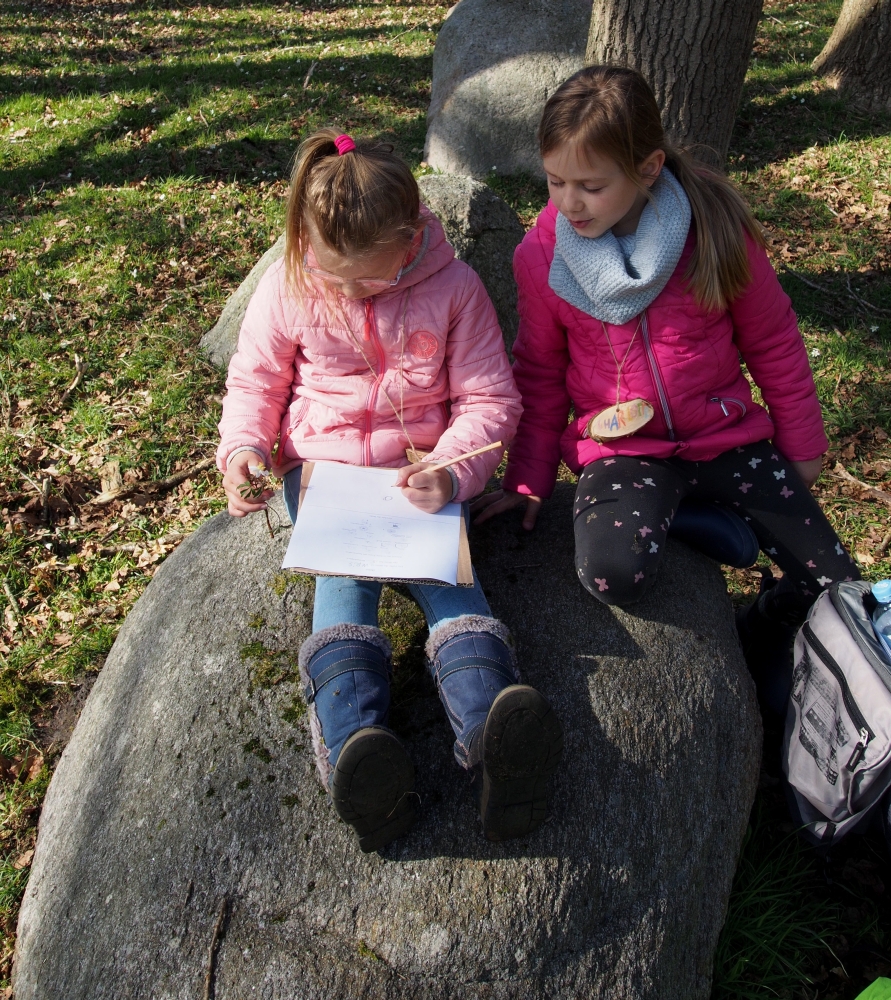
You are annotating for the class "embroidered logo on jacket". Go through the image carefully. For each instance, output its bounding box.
[407,331,438,360]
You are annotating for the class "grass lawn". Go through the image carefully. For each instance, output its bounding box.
[1,0,890,994]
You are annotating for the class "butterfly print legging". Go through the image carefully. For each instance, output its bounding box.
[572,440,859,606]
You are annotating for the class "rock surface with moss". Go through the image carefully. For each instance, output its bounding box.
[14,486,761,999]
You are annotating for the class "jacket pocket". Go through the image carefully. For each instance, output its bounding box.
[710,396,747,418]
[400,328,445,389]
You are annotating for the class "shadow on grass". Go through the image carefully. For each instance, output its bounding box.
[0,50,433,195]
[731,86,891,167]
[777,268,891,440]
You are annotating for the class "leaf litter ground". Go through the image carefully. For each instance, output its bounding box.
[0,0,890,996]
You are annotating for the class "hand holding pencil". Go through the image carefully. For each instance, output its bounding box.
[393,441,504,514]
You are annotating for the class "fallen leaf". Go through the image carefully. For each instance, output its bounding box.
[13,849,34,870]
[25,754,44,782]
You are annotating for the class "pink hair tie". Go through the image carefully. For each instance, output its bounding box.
[334,134,356,155]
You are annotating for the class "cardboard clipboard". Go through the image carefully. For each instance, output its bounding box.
[289,461,474,587]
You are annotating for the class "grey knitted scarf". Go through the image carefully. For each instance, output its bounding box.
[548,167,692,325]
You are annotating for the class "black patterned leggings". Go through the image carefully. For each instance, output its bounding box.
[573,440,859,606]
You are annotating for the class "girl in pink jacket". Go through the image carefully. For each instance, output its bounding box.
[217,129,562,853]
[476,67,859,714]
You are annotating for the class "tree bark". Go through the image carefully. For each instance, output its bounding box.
[813,0,891,112]
[586,0,764,166]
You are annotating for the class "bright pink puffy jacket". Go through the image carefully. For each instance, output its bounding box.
[217,210,522,502]
[503,202,828,500]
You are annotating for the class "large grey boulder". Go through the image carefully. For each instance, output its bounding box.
[15,486,760,999]
[199,184,525,368]
[418,174,525,349]
[199,233,286,368]
[424,0,592,178]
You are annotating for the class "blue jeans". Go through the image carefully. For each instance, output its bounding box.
[283,466,492,632]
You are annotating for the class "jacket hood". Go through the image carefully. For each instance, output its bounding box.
[393,205,456,291]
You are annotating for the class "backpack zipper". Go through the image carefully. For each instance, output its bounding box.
[802,620,874,770]
[641,312,676,442]
[847,728,871,771]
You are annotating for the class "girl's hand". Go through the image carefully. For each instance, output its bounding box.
[791,457,823,490]
[222,452,273,517]
[393,463,454,513]
[471,489,542,531]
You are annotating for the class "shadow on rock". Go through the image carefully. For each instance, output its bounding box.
[14,486,761,1000]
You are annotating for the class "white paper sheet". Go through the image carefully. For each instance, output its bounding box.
[282,462,461,585]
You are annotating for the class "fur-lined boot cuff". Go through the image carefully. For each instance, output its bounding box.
[424,615,516,666]
[298,623,392,675]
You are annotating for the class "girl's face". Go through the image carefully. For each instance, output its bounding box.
[542,144,665,239]
[305,223,410,300]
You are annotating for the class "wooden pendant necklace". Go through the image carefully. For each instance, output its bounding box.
[586,318,655,442]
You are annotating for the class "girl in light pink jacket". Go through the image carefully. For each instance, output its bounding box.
[217,129,563,853]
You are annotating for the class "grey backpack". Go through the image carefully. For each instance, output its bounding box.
[783,581,891,847]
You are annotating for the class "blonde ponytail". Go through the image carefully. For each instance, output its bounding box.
[284,127,420,293]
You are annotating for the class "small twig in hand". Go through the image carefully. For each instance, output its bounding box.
[238,463,278,538]
[59,354,86,407]
[302,60,318,90]
[204,897,229,1000]
[2,581,22,633]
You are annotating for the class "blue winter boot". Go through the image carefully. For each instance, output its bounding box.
[298,624,416,853]
[425,616,564,842]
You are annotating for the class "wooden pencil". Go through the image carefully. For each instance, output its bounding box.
[424,441,504,472]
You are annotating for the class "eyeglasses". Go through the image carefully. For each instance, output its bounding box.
[301,254,405,291]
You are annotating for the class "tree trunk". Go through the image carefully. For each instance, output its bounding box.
[813,0,891,112]
[586,0,764,166]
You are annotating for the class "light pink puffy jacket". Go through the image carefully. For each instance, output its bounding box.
[217,210,522,502]
[504,201,828,499]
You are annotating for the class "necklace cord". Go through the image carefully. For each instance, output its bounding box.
[333,288,419,459]
[600,317,642,408]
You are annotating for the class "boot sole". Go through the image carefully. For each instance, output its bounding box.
[480,685,563,842]
[330,728,416,853]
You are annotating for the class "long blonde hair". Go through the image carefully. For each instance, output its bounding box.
[539,66,765,312]
[285,128,421,292]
